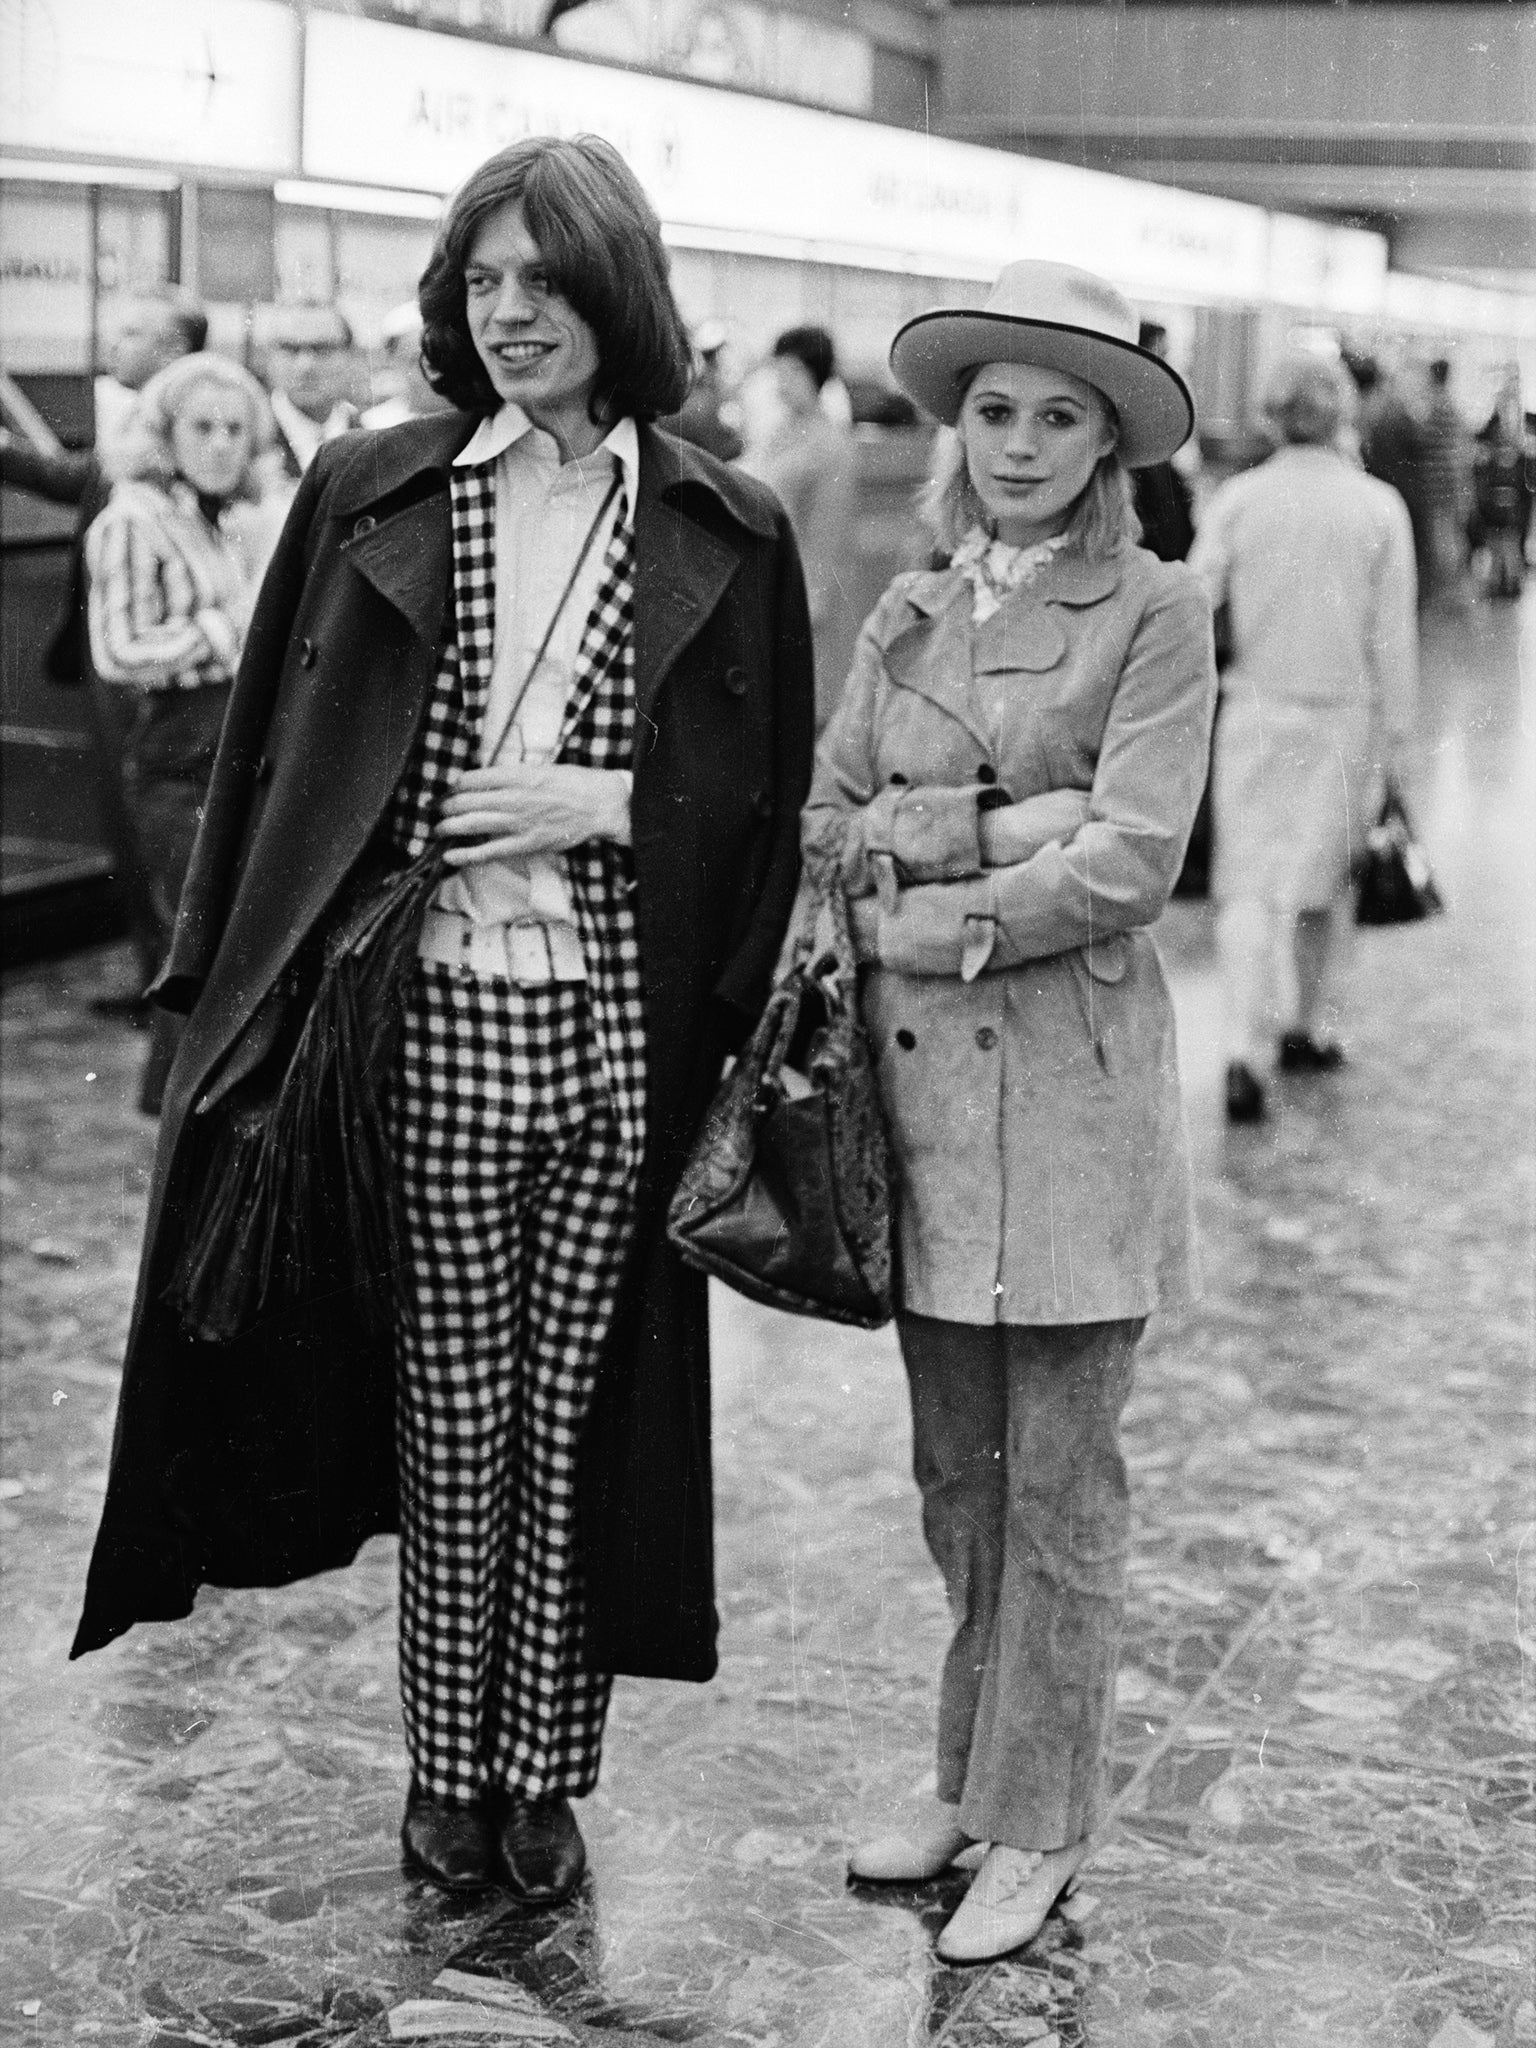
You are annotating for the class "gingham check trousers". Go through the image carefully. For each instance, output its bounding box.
[383,456,646,1803]
[388,968,636,1801]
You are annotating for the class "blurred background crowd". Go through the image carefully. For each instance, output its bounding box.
[3,278,1529,1028]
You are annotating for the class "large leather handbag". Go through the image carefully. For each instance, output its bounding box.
[1355,783,1445,926]
[667,873,895,1328]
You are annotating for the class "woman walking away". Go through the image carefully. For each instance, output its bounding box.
[85,351,276,1112]
[1190,354,1417,1125]
[70,137,814,1905]
[806,261,1216,1964]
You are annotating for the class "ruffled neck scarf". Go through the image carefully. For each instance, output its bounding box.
[951,524,1071,623]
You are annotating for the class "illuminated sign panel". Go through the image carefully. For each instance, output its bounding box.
[302,12,1273,298]
[0,184,93,372]
[0,0,300,174]
[1266,213,1388,317]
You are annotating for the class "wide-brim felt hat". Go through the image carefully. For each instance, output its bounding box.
[889,260,1195,468]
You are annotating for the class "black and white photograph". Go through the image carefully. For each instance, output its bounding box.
[0,1,1531,2042]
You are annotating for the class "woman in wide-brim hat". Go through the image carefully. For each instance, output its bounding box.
[802,261,1217,1963]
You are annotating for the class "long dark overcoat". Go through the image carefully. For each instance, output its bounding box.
[71,412,815,1679]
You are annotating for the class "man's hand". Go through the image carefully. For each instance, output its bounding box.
[437,763,630,867]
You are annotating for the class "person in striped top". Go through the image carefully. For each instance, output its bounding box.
[85,351,277,1111]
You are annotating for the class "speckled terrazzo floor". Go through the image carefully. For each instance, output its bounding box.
[2,596,1532,2048]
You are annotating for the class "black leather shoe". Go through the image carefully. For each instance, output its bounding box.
[401,1784,496,1892]
[489,1791,586,1905]
[1225,1060,1267,1124]
[1278,1031,1346,1073]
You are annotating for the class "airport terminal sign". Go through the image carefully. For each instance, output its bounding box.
[302,12,1273,300]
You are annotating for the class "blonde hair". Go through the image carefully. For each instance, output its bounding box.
[919,373,1141,561]
[114,351,276,496]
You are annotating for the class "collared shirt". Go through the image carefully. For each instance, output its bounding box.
[270,391,356,474]
[425,404,638,984]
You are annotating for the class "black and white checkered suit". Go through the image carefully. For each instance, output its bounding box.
[385,458,645,1802]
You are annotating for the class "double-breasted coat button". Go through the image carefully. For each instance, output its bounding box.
[297,637,316,667]
[723,664,748,697]
[895,1028,917,1050]
[254,755,273,785]
[975,1025,998,1050]
[751,789,773,819]
[977,764,997,784]
[351,514,377,537]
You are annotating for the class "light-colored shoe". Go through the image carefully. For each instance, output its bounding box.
[935,1840,1088,1963]
[847,1800,972,1882]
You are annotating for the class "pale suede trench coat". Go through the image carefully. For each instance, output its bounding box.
[805,544,1217,1325]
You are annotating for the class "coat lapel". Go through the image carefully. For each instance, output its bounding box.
[332,411,476,647]
[342,494,453,648]
[632,427,763,743]
[1029,550,1123,609]
[880,549,1127,748]
[970,552,1124,676]
[335,421,763,726]
[971,602,1067,674]
[881,574,994,752]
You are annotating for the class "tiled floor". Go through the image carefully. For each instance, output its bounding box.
[2,597,1532,2047]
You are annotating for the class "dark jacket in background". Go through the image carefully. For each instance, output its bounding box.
[1360,390,1429,574]
[1132,461,1195,564]
[661,368,743,464]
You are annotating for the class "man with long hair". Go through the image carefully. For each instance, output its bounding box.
[72,137,815,1905]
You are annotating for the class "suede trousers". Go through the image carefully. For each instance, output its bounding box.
[898,1313,1144,1852]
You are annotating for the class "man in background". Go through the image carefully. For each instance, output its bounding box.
[738,325,859,729]
[1130,321,1196,563]
[661,318,742,462]
[0,291,207,501]
[1348,354,1429,599]
[256,302,360,475]
[1420,356,1473,610]
[95,296,210,473]
[359,302,453,430]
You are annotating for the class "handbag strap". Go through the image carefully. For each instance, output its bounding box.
[479,471,622,770]
[789,856,856,982]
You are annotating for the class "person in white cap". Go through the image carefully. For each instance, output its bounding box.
[803,260,1217,1964]
[360,301,453,430]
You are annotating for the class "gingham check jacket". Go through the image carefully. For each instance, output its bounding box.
[389,459,648,1177]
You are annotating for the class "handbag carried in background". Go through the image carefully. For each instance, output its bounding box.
[1354,784,1445,927]
[666,871,894,1328]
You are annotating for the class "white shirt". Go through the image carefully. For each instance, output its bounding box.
[93,376,141,479]
[270,390,356,473]
[425,404,638,984]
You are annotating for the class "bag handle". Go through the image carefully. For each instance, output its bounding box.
[789,855,856,983]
